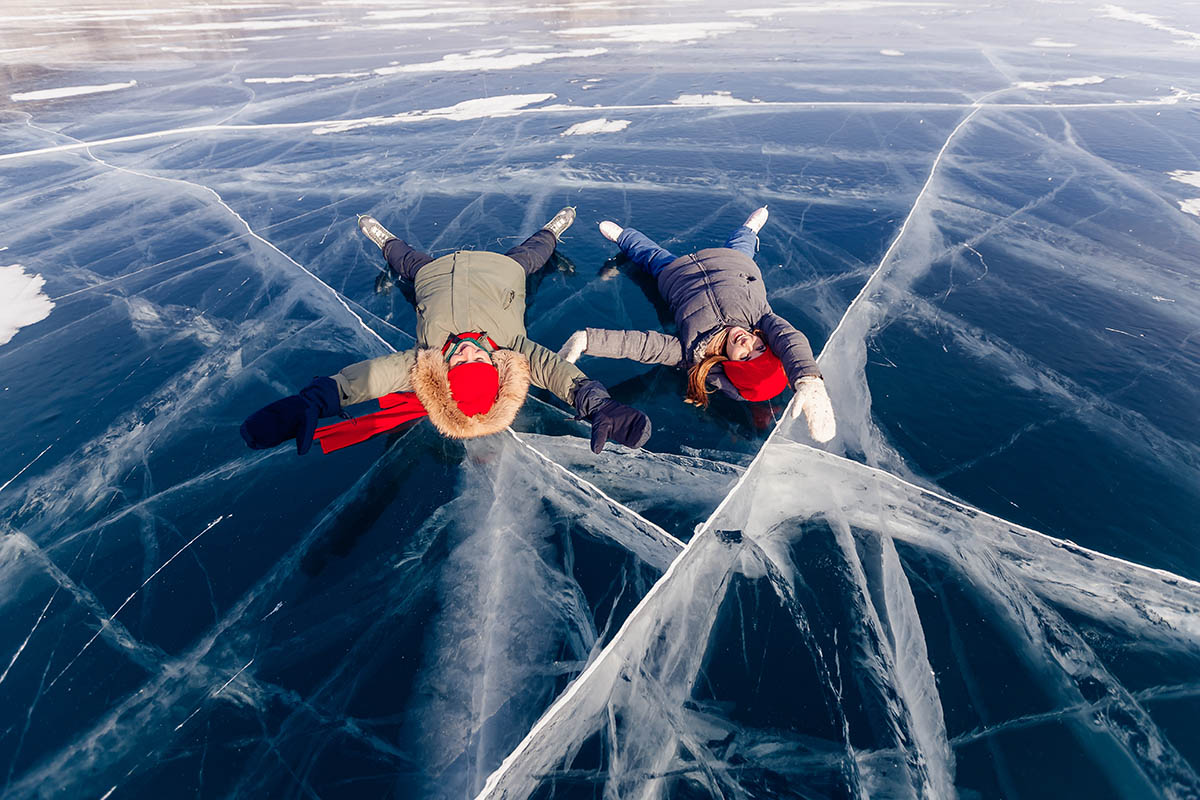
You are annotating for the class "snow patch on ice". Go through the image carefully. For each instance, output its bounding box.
[245,46,582,83]
[880,49,905,56]
[159,46,249,53]
[11,81,136,102]
[0,265,54,346]
[365,7,479,19]
[1100,4,1200,46]
[729,2,947,18]
[556,153,576,160]
[560,118,630,136]
[313,93,555,134]
[1157,88,1200,104]
[1168,170,1200,189]
[149,18,330,32]
[374,47,606,74]
[1179,199,1200,217]
[1030,37,1077,48]
[0,4,281,23]
[367,21,487,31]
[245,71,369,84]
[557,22,754,43]
[1013,75,1105,91]
[671,90,752,106]
[0,46,49,57]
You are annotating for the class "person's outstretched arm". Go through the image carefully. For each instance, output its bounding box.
[755,314,821,382]
[755,314,836,443]
[239,350,418,455]
[513,336,652,453]
[330,350,418,406]
[557,328,684,366]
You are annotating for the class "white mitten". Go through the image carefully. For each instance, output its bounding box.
[558,330,588,363]
[791,376,836,443]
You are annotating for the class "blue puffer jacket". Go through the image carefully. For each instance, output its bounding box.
[582,248,821,400]
[658,248,820,381]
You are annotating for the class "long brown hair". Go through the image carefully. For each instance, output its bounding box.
[685,328,731,408]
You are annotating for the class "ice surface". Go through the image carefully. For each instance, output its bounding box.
[1,0,1198,797]
[482,442,1200,798]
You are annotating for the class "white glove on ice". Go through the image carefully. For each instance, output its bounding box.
[791,376,836,443]
[558,330,588,363]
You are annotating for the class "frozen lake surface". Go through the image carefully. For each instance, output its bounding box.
[2,0,1199,797]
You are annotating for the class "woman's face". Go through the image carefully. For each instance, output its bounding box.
[447,340,493,368]
[725,326,766,361]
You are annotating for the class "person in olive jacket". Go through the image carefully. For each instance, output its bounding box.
[558,207,836,443]
[240,208,651,455]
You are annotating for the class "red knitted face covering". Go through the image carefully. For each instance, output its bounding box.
[721,348,787,401]
[447,361,500,416]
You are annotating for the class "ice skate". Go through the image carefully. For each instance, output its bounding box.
[358,214,396,252]
[541,206,576,240]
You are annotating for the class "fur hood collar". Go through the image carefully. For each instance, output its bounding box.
[410,348,531,438]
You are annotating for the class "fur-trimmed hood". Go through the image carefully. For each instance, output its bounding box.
[410,348,531,438]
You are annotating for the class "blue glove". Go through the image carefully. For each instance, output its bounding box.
[240,377,341,455]
[572,379,651,454]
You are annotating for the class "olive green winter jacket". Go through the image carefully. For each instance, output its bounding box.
[331,250,588,407]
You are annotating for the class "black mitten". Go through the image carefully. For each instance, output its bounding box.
[572,379,651,454]
[587,398,652,454]
[240,377,341,455]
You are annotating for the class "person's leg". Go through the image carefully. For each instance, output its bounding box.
[723,225,758,257]
[503,229,557,276]
[616,227,678,277]
[724,206,768,256]
[383,238,435,282]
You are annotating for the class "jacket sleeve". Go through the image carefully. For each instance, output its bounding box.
[331,349,417,406]
[512,336,588,407]
[707,367,745,401]
[756,313,822,383]
[583,328,685,366]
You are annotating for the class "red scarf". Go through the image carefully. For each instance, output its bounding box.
[312,392,428,454]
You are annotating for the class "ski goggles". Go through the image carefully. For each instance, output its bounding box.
[442,332,499,363]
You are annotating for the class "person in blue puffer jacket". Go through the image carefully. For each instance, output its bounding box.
[558,207,836,442]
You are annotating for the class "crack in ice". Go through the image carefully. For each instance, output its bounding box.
[47,516,228,691]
